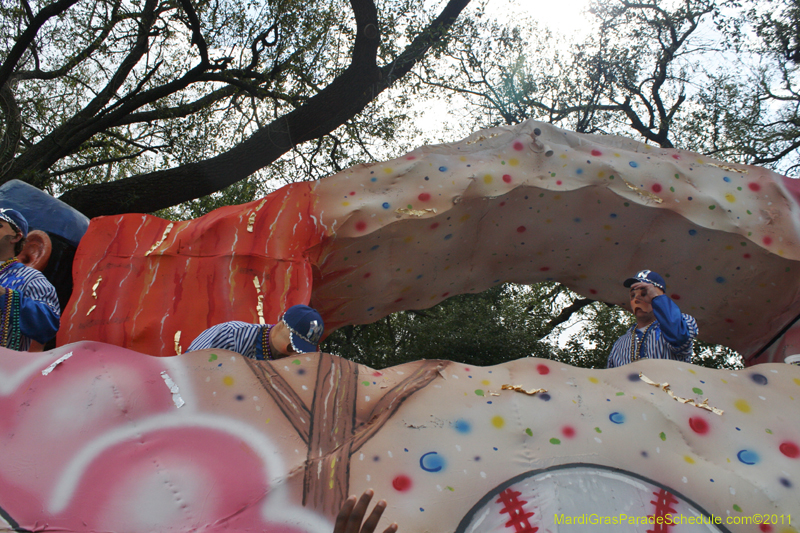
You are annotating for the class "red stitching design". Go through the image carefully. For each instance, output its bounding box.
[496,488,538,533]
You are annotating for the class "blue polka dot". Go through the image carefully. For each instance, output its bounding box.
[716,276,725,283]
[370,177,377,182]
[780,477,792,488]
[576,168,583,174]
[609,412,625,424]
[574,218,581,223]
[610,213,618,218]
[723,176,731,182]
[629,161,639,168]
[420,452,446,472]
[688,196,693,201]
[539,393,551,401]
[367,307,375,312]
[416,274,423,279]
[444,234,453,240]
[370,245,380,251]
[627,373,640,382]
[439,166,448,172]
[382,202,390,209]
[750,373,768,385]
[688,229,697,236]
[737,449,759,465]
[493,447,498,451]
[454,419,472,433]
[236,394,245,401]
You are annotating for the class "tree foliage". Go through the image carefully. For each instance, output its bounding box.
[0,0,472,217]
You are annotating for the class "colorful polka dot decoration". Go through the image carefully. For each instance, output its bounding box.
[62,119,800,364]
[4,344,797,532]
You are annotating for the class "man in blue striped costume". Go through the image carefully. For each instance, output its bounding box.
[606,270,698,368]
[0,208,60,351]
[186,304,324,360]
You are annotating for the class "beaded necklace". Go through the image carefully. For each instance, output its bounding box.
[629,321,656,363]
[0,257,18,275]
[261,325,274,360]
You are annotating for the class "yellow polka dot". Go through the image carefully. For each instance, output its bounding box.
[553,195,561,200]
[481,379,490,386]
[793,378,800,386]
[508,158,519,167]
[725,245,733,250]
[598,171,606,178]
[721,379,728,384]
[265,418,271,424]
[688,369,696,374]
[483,174,493,184]
[460,156,467,161]
[460,214,471,222]
[342,201,350,206]
[579,274,587,279]
[401,286,411,293]
[696,158,704,164]
[734,399,751,413]
[546,219,553,224]
[560,154,568,159]
[403,236,413,243]
[725,193,736,203]
[406,268,413,273]
[588,377,599,384]
[383,167,394,174]
[684,455,695,464]
[491,415,505,429]
[603,225,612,230]
[779,527,798,533]
[444,265,451,270]
[223,376,234,386]
[614,153,621,157]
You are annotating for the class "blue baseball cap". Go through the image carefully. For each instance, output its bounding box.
[0,208,28,237]
[282,305,324,353]
[623,270,666,291]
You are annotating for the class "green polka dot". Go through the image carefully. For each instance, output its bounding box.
[362,381,370,386]
[474,389,484,396]
[616,392,624,396]
[594,427,602,433]
[525,428,533,436]
[733,504,742,512]
[709,205,716,210]
[446,486,454,491]
[692,387,703,395]
[660,432,667,441]
[209,353,218,362]
[550,438,561,445]
[292,359,301,365]
[696,266,702,270]
[623,202,630,207]
[670,187,675,192]
[766,428,773,434]
[674,174,680,179]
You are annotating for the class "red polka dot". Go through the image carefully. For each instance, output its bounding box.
[779,441,800,458]
[763,236,773,246]
[406,155,416,160]
[724,318,734,324]
[516,226,526,233]
[513,141,524,151]
[349,191,356,196]
[393,297,403,303]
[536,364,550,375]
[502,174,512,183]
[363,273,371,278]
[672,154,681,159]
[591,150,602,157]
[748,182,761,192]
[589,289,597,294]
[464,367,470,372]
[442,292,450,297]
[499,202,506,207]
[430,222,439,230]
[651,183,662,193]
[392,475,412,492]
[418,192,431,201]
[759,524,773,532]
[671,294,681,300]
[355,221,367,231]
[743,253,751,259]
[562,426,575,438]
[689,417,709,435]
[539,267,550,272]
[556,180,563,185]
[372,371,383,377]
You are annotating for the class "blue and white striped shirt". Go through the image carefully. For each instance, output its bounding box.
[607,296,698,368]
[0,262,60,350]
[186,321,270,360]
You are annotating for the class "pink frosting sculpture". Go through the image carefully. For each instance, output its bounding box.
[59,119,800,364]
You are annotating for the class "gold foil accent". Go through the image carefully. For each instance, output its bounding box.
[86,304,96,316]
[254,277,265,325]
[464,133,501,145]
[92,276,102,299]
[708,162,748,174]
[395,207,437,217]
[145,222,174,256]
[247,198,268,232]
[620,178,664,204]
[501,384,548,396]
[174,331,182,355]
[639,373,723,415]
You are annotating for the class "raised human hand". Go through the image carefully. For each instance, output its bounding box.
[333,490,398,533]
